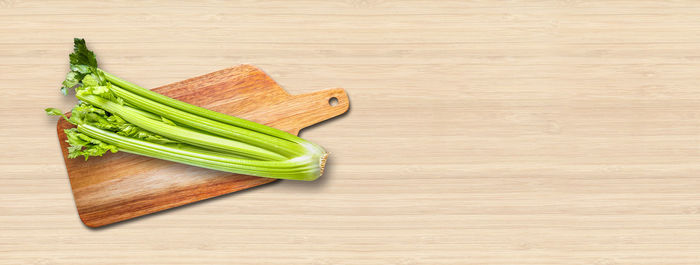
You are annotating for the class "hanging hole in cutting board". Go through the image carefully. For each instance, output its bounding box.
[328,97,339,106]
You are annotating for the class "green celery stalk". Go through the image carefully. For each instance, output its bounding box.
[102,71,321,148]
[108,84,308,158]
[77,94,287,161]
[78,124,324,180]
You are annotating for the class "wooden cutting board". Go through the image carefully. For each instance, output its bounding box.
[55,65,349,228]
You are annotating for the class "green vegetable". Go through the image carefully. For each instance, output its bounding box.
[47,38,327,181]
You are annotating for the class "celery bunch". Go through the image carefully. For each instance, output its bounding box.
[47,39,327,181]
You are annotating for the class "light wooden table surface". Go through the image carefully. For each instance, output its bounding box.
[3,1,700,264]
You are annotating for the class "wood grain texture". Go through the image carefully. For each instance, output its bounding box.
[56,65,348,227]
[4,0,700,264]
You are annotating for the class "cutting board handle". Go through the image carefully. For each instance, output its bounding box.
[295,88,349,129]
[265,88,349,135]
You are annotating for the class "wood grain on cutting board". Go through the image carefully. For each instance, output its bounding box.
[4,1,700,264]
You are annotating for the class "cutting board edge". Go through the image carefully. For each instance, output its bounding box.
[75,176,279,228]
